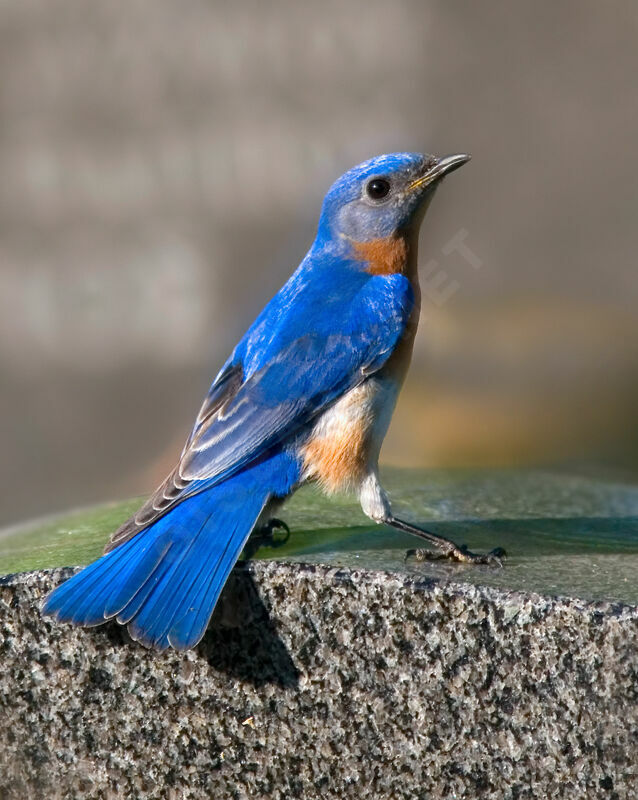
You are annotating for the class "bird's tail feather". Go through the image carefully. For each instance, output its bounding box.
[41,479,270,651]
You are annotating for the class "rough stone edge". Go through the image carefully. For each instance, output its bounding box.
[4,560,638,624]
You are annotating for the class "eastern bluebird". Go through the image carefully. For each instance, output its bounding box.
[42,152,504,651]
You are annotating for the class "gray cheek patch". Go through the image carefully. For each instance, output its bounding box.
[337,198,403,242]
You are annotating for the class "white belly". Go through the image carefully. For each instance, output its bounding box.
[300,377,399,493]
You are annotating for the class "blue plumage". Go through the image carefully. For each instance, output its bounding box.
[42,151,473,649]
[43,451,299,650]
[181,270,413,482]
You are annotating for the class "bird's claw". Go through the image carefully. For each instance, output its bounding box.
[405,545,506,568]
[256,518,291,548]
[243,518,291,560]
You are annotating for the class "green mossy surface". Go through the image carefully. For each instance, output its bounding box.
[2,468,637,603]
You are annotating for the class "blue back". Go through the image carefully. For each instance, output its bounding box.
[41,152,441,650]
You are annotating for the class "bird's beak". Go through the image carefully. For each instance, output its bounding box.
[409,153,471,192]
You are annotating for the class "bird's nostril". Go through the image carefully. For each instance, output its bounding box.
[423,156,438,173]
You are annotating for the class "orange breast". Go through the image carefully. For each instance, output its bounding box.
[303,233,421,492]
[351,235,409,276]
[302,426,368,493]
[350,231,421,384]
[301,383,378,493]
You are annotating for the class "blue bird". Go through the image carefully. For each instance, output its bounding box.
[42,151,504,651]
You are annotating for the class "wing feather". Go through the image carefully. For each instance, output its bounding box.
[106,273,413,552]
[106,361,243,551]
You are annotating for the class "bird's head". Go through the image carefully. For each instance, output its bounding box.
[317,152,470,247]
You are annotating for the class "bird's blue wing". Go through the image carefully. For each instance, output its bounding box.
[180,273,414,481]
[182,359,244,454]
[105,358,245,551]
[106,272,413,550]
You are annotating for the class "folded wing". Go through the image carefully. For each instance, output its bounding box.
[107,273,413,550]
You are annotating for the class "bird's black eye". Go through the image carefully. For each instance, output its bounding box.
[366,178,391,200]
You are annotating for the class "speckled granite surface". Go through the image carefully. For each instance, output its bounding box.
[1,563,637,799]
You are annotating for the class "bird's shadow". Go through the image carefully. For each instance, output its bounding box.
[194,563,299,689]
[94,562,299,688]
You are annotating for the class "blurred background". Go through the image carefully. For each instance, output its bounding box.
[1,0,637,526]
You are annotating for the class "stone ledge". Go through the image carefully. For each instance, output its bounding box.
[1,563,636,799]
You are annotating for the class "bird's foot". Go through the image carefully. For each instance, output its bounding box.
[257,518,291,548]
[243,518,291,559]
[405,544,506,567]
[384,514,506,568]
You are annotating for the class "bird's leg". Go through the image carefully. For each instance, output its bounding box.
[359,473,505,566]
[385,515,506,566]
[243,518,291,559]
